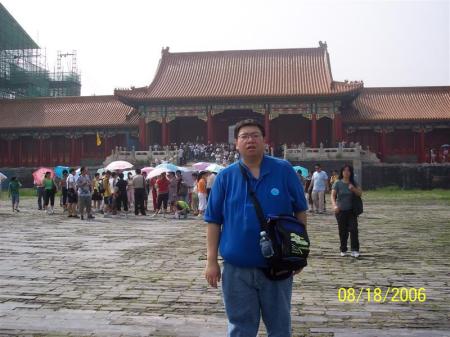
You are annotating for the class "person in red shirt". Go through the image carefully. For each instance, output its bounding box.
[153,172,170,217]
[149,176,158,211]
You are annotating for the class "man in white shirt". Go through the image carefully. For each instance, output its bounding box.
[311,163,328,214]
[66,168,78,218]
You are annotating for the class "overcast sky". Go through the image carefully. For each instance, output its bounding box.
[2,0,449,96]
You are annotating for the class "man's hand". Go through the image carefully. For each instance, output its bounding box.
[334,206,340,214]
[205,261,221,288]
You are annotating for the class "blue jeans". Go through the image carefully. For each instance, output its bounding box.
[222,262,293,337]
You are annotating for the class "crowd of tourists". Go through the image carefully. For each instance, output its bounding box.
[25,166,221,221]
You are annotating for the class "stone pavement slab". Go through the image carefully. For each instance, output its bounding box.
[0,195,449,336]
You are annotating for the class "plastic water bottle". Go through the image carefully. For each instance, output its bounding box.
[260,231,274,258]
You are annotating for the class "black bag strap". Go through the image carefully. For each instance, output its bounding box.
[238,163,268,232]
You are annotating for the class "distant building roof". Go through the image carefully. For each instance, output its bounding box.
[0,3,39,50]
[346,86,450,123]
[0,95,137,130]
[115,44,363,104]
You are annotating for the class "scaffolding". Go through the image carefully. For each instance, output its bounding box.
[49,50,81,97]
[0,3,80,98]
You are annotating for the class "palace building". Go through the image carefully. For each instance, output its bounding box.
[1,44,449,167]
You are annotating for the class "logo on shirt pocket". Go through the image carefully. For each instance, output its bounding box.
[270,188,280,196]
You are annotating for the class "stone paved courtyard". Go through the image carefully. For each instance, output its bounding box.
[0,194,449,337]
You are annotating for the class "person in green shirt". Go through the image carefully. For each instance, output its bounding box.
[43,171,57,215]
[8,177,21,212]
[174,199,190,219]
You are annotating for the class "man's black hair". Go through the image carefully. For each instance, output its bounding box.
[234,119,265,139]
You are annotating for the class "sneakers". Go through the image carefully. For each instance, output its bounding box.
[351,251,360,258]
[340,251,347,257]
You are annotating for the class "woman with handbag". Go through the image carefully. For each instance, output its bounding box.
[331,164,363,258]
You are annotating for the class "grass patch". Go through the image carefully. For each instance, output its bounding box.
[365,186,450,202]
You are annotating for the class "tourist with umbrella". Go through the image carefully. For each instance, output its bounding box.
[33,167,54,211]
[153,171,170,217]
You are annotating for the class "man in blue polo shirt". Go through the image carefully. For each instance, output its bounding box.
[205,119,308,337]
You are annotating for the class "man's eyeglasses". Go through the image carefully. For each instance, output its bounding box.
[238,133,262,141]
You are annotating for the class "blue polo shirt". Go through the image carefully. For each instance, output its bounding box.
[204,155,308,268]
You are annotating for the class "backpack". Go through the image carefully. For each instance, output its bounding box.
[239,164,310,281]
[263,215,310,280]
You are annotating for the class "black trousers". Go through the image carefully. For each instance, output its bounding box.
[37,187,45,209]
[134,188,146,215]
[44,190,55,207]
[336,210,359,252]
[116,192,128,212]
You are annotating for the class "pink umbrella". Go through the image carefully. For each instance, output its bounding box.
[192,162,214,171]
[105,160,133,171]
[141,167,154,175]
[32,167,55,185]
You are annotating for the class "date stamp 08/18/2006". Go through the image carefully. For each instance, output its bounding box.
[338,287,427,303]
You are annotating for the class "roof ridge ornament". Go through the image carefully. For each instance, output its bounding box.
[162,46,170,56]
[319,41,327,49]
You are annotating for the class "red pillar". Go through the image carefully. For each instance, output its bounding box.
[7,139,12,166]
[167,122,171,145]
[161,116,168,146]
[207,111,213,144]
[16,138,22,166]
[378,130,387,162]
[418,129,426,163]
[71,138,76,166]
[311,113,317,148]
[264,110,271,145]
[48,138,53,166]
[333,113,343,145]
[80,136,84,164]
[39,138,43,166]
[139,117,146,150]
[103,135,109,159]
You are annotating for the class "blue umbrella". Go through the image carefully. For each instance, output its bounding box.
[54,166,70,178]
[155,163,179,172]
[293,165,308,178]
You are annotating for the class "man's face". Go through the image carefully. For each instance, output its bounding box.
[315,166,321,172]
[235,126,265,159]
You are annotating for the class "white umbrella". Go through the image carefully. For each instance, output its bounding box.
[146,167,170,180]
[206,163,225,173]
[105,160,133,171]
[0,172,7,182]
